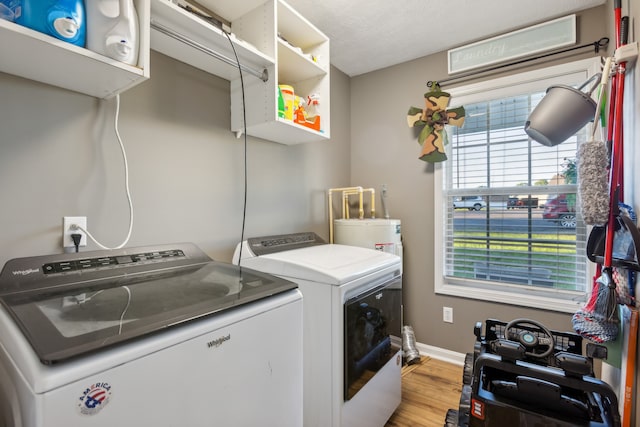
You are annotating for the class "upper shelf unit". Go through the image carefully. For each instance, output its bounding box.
[0,0,150,99]
[231,0,330,144]
[149,0,330,145]
[276,0,329,80]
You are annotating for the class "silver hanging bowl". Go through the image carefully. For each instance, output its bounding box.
[524,73,601,147]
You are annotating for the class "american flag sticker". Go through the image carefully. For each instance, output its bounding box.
[77,382,112,416]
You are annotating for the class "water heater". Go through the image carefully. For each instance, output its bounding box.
[333,218,402,258]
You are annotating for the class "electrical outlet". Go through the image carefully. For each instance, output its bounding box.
[63,216,87,248]
[443,306,453,323]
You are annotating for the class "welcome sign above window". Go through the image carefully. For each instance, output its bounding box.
[448,15,576,75]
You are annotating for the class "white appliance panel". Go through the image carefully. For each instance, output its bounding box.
[342,353,402,427]
[235,235,402,427]
[1,288,302,427]
[237,243,401,285]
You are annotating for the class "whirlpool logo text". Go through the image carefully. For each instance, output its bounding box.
[12,268,39,276]
[207,334,231,349]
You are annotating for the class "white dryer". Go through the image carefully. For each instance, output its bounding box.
[0,243,302,427]
[234,232,403,427]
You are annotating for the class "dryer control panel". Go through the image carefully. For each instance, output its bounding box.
[246,232,326,256]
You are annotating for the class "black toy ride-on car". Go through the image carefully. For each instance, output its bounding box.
[444,318,621,427]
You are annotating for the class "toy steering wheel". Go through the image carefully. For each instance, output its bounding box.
[505,318,555,359]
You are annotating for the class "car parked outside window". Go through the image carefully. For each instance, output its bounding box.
[453,196,486,211]
[542,194,576,228]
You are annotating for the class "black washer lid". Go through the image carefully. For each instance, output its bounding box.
[0,243,297,364]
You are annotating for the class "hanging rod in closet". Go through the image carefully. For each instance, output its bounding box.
[437,37,609,87]
[150,20,270,82]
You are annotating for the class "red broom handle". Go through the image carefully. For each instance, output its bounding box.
[607,0,621,155]
[615,1,622,49]
[604,69,624,268]
[618,16,629,198]
[603,0,625,268]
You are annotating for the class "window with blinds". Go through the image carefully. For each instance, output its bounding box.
[434,58,599,312]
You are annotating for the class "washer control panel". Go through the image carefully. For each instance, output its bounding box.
[43,249,185,274]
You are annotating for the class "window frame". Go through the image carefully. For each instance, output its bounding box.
[433,57,601,313]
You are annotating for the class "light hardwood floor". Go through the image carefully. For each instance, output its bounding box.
[385,356,464,427]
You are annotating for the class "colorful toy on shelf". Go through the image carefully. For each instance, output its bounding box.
[277,86,286,119]
[294,102,305,123]
[293,92,321,131]
[278,84,295,121]
[306,93,320,116]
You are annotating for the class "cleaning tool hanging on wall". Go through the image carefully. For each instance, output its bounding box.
[407,81,465,163]
[586,203,640,272]
[573,1,633,343]
[17,0,86,47]
[85,0,139,65]
[577,57,612,226]
[613,267,635,307]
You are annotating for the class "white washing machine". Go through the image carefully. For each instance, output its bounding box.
[0,243,302,427]
[234,232,403,427]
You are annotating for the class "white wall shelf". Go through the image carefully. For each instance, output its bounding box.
[0,0,150,99]
[277,40,327,82]
[0,0,331,143]
[149,0,330,145]
[232,0,330,144]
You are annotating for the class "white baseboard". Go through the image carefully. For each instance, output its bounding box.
[415,342,466,366]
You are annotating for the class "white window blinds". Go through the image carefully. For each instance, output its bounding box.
[435,58,600,311]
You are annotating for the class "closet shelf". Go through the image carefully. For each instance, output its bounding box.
[0,1,150,99]
[150,0,274,82]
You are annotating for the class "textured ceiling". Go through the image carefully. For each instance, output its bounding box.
[285,0,607,77]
